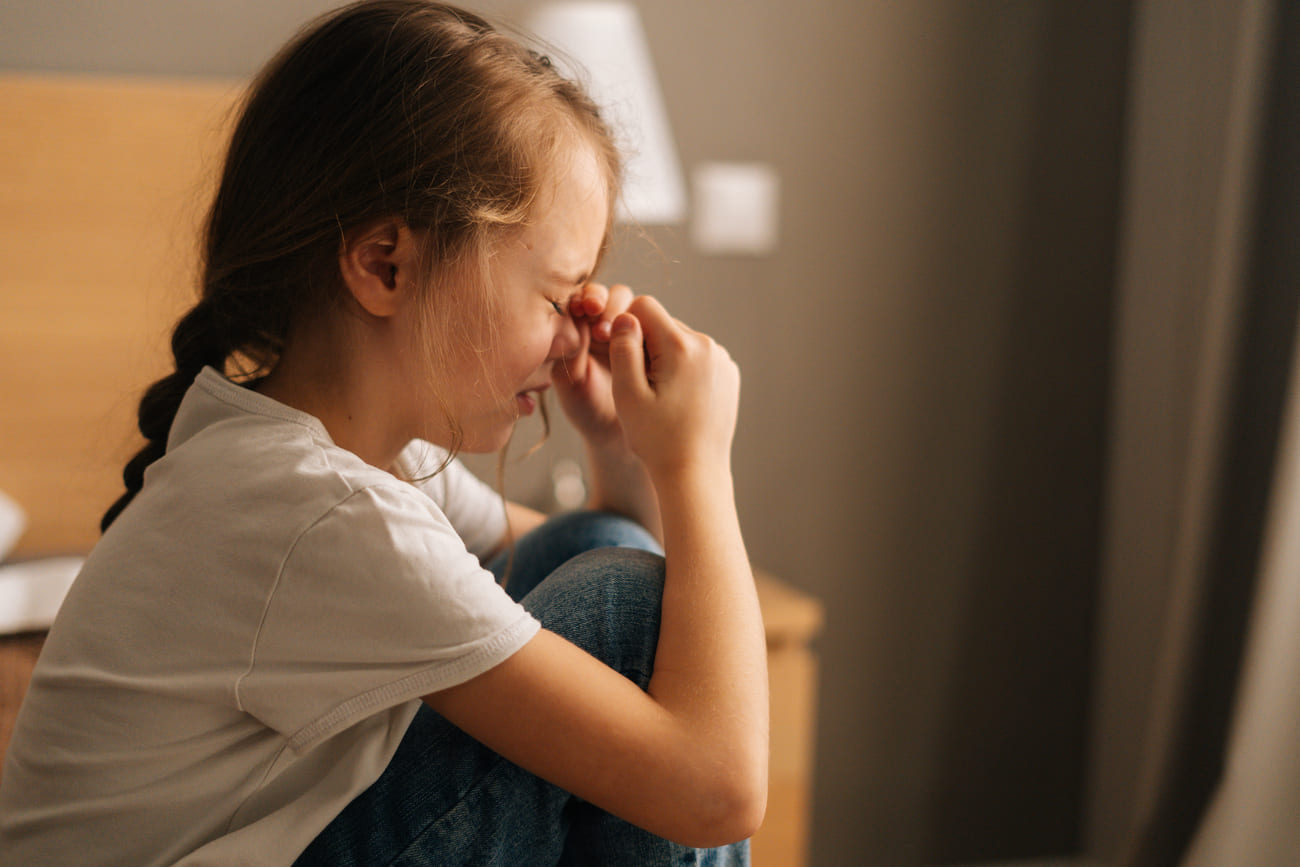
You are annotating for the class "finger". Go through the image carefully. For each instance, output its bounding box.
[571,281,608,319]
[604,283,635,314]
[608,312,652,402]
[552,311,593,385]
[623,296,693,388]
[592,283,635,342]
[625,295,682,348]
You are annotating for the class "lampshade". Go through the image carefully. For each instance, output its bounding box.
[525,1,687,224]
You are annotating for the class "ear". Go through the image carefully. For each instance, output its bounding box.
[338,218,419,318]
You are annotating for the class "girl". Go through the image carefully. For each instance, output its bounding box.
[0,1,767,865]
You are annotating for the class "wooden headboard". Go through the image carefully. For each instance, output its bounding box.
[0,75,244,557]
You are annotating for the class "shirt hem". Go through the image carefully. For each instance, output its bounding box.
[287,613,540,753]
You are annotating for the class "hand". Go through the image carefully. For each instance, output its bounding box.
[608,296,740,479]
[551,282,636,450]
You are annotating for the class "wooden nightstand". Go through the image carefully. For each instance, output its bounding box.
[0,630,44,770]
[753,571,824,867]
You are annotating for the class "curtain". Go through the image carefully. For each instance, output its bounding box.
[1182,247,1300,864]
[1179,1,1300,862]
[1088,0,1300,864]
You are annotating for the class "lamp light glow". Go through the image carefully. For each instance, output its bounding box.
[526,1,687,224]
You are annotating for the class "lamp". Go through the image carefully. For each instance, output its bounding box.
[525,1,687,224]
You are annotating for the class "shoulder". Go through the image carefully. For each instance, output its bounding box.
[283,482,469,593]
[160,371,418,516]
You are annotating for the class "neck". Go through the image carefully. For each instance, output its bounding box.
[255,319,417,470]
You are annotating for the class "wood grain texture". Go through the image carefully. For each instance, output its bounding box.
[0,74,241,556]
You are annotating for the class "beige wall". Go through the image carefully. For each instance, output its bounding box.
[0,1,1132,862]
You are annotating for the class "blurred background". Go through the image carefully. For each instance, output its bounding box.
[5,1,1300,865]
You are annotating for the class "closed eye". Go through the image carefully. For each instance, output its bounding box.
[550,299,566,315]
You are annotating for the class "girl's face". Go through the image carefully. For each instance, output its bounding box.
[439,144,610,453]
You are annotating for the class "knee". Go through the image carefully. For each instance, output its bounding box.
[543,510,663,557]
[524,547,665,686]
[568,545,666,606]
[538,547,665,621]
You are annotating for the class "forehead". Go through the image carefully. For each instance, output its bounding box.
[520,144,611,273]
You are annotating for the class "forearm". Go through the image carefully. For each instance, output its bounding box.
[584,440,663,541]
[646,465,768,795]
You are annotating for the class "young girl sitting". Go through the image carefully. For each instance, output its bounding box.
[0,1,767,865]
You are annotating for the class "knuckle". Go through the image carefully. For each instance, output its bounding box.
[691,333,716,358]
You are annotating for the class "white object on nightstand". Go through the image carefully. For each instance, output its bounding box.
[0,484,83,636]
[0,556,83,635]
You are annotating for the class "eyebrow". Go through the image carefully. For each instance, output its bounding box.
[550,269,591,288]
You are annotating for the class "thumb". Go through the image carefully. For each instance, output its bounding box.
[608,312,651,402]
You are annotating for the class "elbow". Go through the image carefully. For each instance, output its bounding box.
[674,760,768,848]
[716,775,768,846]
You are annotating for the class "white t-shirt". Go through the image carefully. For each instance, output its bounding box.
[0,367,539,866]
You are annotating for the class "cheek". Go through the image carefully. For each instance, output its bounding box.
[494,321,554,383]
[522,318,561,364]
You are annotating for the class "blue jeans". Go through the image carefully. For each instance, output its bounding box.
[293,510,751,866]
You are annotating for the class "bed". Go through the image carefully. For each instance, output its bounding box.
[0,73,820,865]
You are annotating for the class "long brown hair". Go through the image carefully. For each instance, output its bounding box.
[102,0,621,531]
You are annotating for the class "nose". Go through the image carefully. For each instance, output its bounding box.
[550,310,586,361]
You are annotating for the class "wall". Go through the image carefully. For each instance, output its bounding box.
[0,1,1131,862]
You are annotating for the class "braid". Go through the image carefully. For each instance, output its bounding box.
[101,300,228,531]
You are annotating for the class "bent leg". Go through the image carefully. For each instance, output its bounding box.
[521,547,748,866]
[293,702,573,867]
[487,509,662,601]
[295,524,747,866]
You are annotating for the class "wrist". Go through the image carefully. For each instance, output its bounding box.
[649,460,735,511]
[583,436,642,478]
[644,452,733,491]
[582,442,663,540]
[652,464,743,564]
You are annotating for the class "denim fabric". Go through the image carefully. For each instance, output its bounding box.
[293,511,750,866]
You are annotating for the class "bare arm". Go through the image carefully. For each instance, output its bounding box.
[581,436,662,541]
[426,297,767,846]
[503,500,547,541]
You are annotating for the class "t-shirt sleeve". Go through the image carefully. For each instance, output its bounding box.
[235,483,538,752]
[394,440,508,559]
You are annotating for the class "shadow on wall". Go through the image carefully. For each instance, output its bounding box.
[922,2,1128,860]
